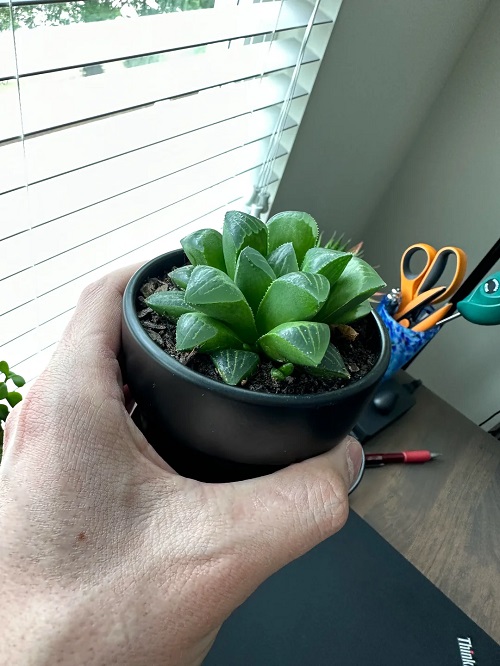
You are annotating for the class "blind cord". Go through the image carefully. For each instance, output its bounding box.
[246,0,322,218]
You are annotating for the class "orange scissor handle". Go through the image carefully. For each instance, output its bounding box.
[398,243,437,312]
[416,246,467,304]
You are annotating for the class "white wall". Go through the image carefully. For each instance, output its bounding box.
[362,0,500,426]
[272,0,488,243]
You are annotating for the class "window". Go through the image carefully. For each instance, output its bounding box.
[0,0,342,386]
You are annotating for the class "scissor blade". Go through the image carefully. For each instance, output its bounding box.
[395,286,447,322]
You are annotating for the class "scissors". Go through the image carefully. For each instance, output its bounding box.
[395,243,467,331]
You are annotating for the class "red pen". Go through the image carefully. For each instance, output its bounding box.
[365,450,441,467]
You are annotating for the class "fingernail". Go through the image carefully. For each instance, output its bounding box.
[346,438,363,487]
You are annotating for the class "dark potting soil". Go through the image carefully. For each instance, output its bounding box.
[136,272,380,396]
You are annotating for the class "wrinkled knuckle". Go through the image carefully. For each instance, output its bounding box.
[310,475,349,538]
[79,276,110,306]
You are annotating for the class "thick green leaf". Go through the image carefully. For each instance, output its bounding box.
[0,383,7,399]
[306,344,350,379]
[258,321,330,367]
[6,391,22,408]
[180,229,226,271]
[145,290,195,321]
[270,362,294,381]
[0,404,8,421]
[211,349,260,385]
[168,265,194,290]
[234,247,275,314]
[301,248,352,286]
[267,211,318,265]
[267,242,299,277]
[0,361,9,376]
[9,374,25,388]
[185,266,258,343]
[222,211,268,279]
[317,257,386,323]
[333,300,372,324]
[176,313,243,352]
[256,272,330,334]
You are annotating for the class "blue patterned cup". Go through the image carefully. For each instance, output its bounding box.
[377,296,440,380]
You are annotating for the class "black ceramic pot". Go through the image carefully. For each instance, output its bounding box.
[122,249,390,482]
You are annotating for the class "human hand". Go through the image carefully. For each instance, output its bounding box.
[0,265,363,666]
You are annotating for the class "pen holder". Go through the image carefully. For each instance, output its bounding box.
[377,296,440,380]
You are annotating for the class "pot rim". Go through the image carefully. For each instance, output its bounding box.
[123,249,390,406]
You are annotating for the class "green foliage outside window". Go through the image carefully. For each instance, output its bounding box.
[0,361,25,461]
[0,0,214,33]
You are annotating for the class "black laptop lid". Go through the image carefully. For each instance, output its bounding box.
[205,511,499,666]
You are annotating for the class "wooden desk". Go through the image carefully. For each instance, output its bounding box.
[351,379,500,643]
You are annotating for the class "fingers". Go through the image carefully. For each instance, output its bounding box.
[58,263,142,362]
[2,264,143,468]
[44,263,143,400]
[228,437,363,577]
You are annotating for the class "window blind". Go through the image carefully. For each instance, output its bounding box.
[0,0,343,387]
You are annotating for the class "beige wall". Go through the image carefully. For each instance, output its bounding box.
[272,0,488,244]
[362,0,500,426]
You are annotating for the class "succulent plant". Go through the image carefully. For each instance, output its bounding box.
[145,211,385,386]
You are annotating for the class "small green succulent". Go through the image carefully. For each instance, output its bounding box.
[0,360,25,460]
[145,211,385,386]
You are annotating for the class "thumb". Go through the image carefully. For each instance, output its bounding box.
[228,437,363,583]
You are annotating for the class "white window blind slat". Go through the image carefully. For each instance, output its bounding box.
[0,0,330,77]
[0,126,294,284]
[0,65,314,197]
[22,103,297,232]
[10,35,319,139]
[0,188,30,241]
[0,143,25,197]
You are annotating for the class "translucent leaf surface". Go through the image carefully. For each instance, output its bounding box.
[317,257,386,323]
[301,248,352,286]
[145,290,195,321]
[222,210,268,279]
[258,321,330,367]
[211,349,260,385]
[234,247,275,314]
[267,211,318,264]
[267,242,299,277]
[180,228,226,271]
[333,300,372,324]
[176,313,243,353]
[256,272,330,333]
[168,265,194,290]
[185,266,258,343]
[306,344,350,379]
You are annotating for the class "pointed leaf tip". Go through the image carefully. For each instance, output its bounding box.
[258,321,330,367]
[181,228,226,271]
[267,211,318,265]
[211,349,259,385]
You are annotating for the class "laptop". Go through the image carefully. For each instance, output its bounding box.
[204,511,500,665]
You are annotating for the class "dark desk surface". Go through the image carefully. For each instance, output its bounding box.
[350,377,500,643]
